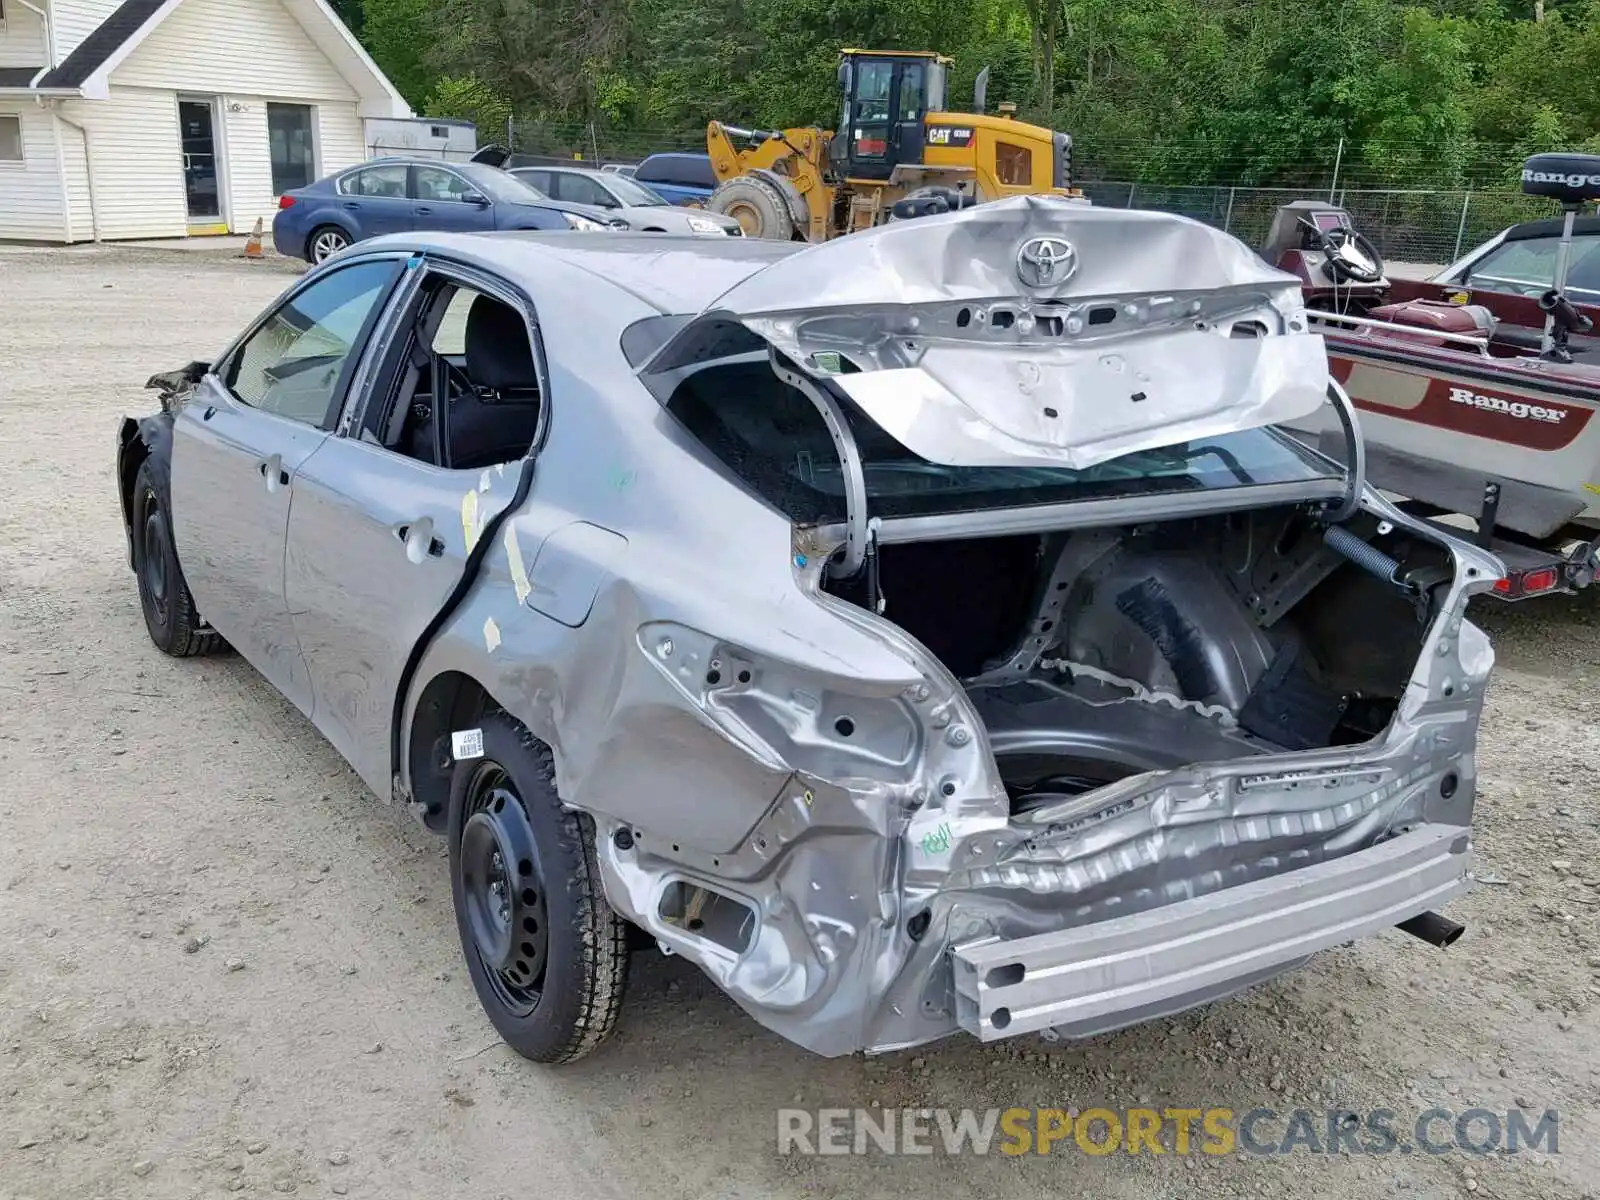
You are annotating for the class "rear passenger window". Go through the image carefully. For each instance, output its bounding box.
[225,261,399,427]
[339,165,408,198]
[666,358,847,524]
[432,289,474,356]
[369,280,544,471]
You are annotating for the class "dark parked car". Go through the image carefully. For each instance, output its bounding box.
[632,152,717,206]
[273,158,626,263]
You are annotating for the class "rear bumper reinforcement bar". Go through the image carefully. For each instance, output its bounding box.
[950,822,1471,1041]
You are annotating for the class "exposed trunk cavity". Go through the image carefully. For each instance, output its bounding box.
[824,505,1448,813]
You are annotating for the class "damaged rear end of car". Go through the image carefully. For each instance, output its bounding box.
[597,197,1501,1056]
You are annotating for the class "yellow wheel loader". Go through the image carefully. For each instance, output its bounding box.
[704,49,1079,241]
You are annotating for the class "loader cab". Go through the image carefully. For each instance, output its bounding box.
[834,50,949,182]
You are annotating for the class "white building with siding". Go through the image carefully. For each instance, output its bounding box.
[0,0,412,242]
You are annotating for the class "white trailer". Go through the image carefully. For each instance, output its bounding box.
[364,118,478,161]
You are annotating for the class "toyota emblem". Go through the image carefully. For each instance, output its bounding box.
[1016,236,1078,288]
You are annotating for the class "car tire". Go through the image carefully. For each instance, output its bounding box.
[307,226,350,264]
[447,710,629,1064]
[706,176,794,239]
[131,455,225,658]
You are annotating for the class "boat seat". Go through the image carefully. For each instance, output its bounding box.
[1363,299,1498,351]
[1522,152,1600,205]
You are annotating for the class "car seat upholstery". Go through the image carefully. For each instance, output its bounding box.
[447,296,543,469]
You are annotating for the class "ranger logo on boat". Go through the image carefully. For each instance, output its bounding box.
[1522,167,1600,188]
[1448,386,1567,424]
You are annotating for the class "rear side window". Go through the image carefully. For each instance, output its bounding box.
[517,169,553,195]
[339,165,407,198]
[668,360,846,524]
[666,358,1341,523]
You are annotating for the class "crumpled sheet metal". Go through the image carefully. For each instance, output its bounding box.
[659,194,1329,471]
[807,327,1331,470]
[703,194,1306,315]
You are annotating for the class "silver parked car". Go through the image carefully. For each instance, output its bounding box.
[508,165,742,236]
[116,198,1498,1063]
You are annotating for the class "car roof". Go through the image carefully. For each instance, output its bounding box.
[365,230,799,314]
[1502,215,1600,243]
[520,165,603,176]
[356,156,485,171]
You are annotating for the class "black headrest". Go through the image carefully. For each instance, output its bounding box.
[1522,152,1600,205]
[464,296,539,393]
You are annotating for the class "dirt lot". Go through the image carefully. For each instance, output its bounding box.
[1,242,1598,1200]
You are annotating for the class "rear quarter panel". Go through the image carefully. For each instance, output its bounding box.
[399,256,919,850]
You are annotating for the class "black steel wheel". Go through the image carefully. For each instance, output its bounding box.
[447,711,629,1064]
[130,455,223,658]
[457,763,550,1015]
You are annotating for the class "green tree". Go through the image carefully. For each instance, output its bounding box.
[342,0,1600,189]
[360,0,439,109]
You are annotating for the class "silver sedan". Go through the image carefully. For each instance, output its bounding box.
[509,165,742,236]
[116,198,1497,1063]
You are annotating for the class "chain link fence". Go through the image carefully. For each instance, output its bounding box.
[502,121,1570,264]
[1080,182,1556,266]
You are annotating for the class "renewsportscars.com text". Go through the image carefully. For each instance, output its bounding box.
[777,1106,1559,1157]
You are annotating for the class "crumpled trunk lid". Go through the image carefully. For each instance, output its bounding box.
[642,194,1333,471]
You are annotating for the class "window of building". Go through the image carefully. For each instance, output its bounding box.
[268,103,316,195]
[0,115,22,163]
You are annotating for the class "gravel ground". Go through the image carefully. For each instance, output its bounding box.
[1,242,1597,1200]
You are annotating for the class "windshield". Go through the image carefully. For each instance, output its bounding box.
[666,359,1341,524]
[603,174,670,206]
[460,164,549,203]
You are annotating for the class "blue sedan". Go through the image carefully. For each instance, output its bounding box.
[272,158,624,263]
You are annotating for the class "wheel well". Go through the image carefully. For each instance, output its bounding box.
[406,671,497,832]
[117,419,150,537]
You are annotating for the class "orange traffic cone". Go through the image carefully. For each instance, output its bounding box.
[244,217,264,260]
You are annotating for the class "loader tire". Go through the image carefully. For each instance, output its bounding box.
[708,176,794,240]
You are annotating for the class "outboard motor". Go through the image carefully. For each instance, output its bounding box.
[1521,152,1600,362]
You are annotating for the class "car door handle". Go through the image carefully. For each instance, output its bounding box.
[342,201,359,210]
[415,206,433,215]
[258,457,290,488]
[395,520,445,560]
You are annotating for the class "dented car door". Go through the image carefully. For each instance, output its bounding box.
[284,445,519,797]
[171,260,403,711]
[282,274,537,798]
